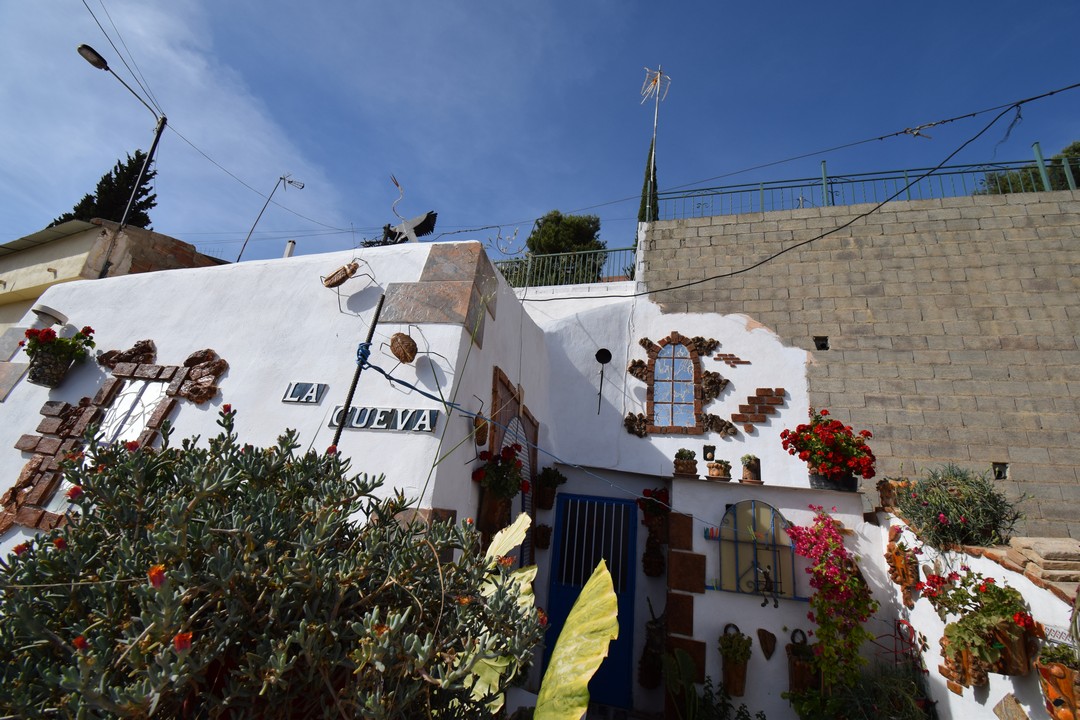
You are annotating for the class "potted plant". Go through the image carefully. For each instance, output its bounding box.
[919,567,1040,686]
[895,463,1022,551]
[718,623,753,697]
[781,408,875,491]
[1036,642,1079,719]
[707,459,732,481]
[740,454,761,484]
[471,443,526,534]
[786,506,878,691]
[535,466,567,511]
[534,523,553,550]
[785,629,819,697]
[637,486,670,574]
[673,448,698,477]
[19,325,96,388]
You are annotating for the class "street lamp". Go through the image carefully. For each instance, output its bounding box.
[77,44,167,258]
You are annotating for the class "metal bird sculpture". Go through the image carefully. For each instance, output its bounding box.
[362,175,437,246]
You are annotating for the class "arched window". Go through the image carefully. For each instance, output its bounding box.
[710,500,800,604]
[646,332,704,434]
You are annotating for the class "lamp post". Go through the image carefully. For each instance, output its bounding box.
[77,44,167,276]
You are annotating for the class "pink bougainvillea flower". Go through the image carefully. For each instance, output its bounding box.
[173,631,193,652]
[13,542,29,556]
[53,537,67,550]
[124,441,140,452]
[148,564,166,588]
[66,485,84,501]
[72,635,89,651]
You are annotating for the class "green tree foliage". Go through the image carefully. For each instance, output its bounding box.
[51,150,157,229]
[0,410,543,718]
[638,139,659,224]
[519,210,607,285]
[979,140,1080,195]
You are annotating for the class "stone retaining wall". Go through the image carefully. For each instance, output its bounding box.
[643,190,1080,537]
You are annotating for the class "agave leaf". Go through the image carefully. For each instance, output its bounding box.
[535,560,618,720]
[486,512,531,563]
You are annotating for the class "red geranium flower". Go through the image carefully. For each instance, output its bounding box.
[80,326,94,336]
[173,631,193,652]
[520,480,531,494]
[471,468,485,483]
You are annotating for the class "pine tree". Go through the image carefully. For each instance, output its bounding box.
[638,139,659,223]
[51,150,157,229]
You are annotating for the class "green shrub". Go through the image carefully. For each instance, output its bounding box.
[0,411,543,718]
[896,463,1022,550]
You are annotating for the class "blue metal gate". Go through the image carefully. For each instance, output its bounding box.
[545,493,636,709]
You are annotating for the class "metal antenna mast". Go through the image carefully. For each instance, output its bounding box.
[641,66,671,221]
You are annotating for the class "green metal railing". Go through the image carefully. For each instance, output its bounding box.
[494,246,636,289]
[658,151,1079,221]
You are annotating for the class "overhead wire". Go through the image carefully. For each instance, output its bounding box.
[93,0,164,116]
[519,96,1046,305]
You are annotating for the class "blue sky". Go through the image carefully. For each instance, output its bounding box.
[2,2,1078,262]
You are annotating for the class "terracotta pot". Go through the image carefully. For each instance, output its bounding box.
[1035,659,1080,720]
[707,462,731,481]
[741,460,762,484]
[27,353,74,388]
[673,459,698,476]
[722,659,748,697]
[938,637,989,692]
[534,524,552,550]
[991,624,1034,676]
[786,630,818,696]
[535,483,556,511]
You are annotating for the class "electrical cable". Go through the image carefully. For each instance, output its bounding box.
[93,0,165,115]
[519,99,1029,305]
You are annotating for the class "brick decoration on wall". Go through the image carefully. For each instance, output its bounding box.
[731,387,786,434]
[0,341,228,536]
[714,353,750,369]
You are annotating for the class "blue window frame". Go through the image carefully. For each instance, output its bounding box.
[706,500,802,605]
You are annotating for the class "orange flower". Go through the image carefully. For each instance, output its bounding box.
[124,441,140,452]
[148,564,166,588]
[13,542,29,556]
[66,485,84,501]
[72,635,89,651]
[173,631,193,652]
[53,537,67,550]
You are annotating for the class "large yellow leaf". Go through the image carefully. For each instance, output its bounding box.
[534,560,619,720]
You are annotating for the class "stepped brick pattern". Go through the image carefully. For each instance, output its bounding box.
[643,190,1080,538]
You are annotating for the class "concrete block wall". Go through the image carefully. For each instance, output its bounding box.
[642,190,1080,538]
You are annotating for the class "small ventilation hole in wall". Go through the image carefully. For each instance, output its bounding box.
[813,336,830,351]
[992,462,1009,481]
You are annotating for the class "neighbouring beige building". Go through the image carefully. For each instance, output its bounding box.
[0,219,225,400]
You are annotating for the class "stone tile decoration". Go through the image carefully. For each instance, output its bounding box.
[380,243,499,348]
[0,341,228,536]
[731,387,786,434]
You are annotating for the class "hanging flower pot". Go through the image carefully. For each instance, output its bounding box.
[27,353,75,388]
[21,326,95,389]
[991,622,1038,676]
[786,630,819,696]
[719,623,752,697]
[535,466,567,511]
[534,524,552,550]
[642,535,665,577]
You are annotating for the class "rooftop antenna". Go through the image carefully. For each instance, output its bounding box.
[236,174,304,262]
[641,66,671,222]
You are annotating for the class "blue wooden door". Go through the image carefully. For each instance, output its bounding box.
[545,493,636,709]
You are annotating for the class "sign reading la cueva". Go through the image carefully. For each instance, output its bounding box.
[329,406,439,433]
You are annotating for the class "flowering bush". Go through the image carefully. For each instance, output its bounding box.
[0,411,543,716]
[918,567,1036,664]
[896,463,1022,550]
[19,326,95,363]
[781,408,875,481]
[471,443,527,499]
[786,506,879,688]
